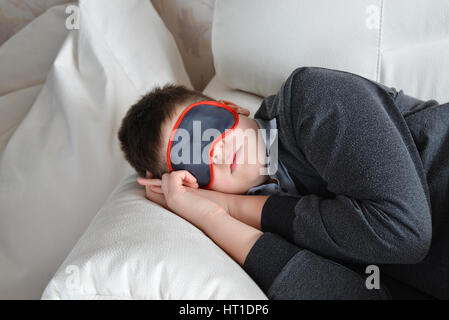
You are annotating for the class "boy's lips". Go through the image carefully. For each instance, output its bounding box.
[230,147,241,174]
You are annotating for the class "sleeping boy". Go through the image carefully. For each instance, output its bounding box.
[118,67,449,299]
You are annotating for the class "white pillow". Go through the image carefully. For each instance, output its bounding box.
[212,0,449,102]
[0,0,191,299]
[41,173,267,300]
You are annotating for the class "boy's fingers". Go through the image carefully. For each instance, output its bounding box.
[161,173,170,193]
[165,171,197,194]
[149,185,163,194]
[145,188,167,209]
[219,99,236,106]
[179,170,197,184]
[137,177,147,185]
[184,181,199,189]
[137,177,162,186]
[146,179,162,186]
[219,99,250,116]
[236,107,250,116]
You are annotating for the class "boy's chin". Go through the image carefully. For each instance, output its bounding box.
[210,183,251,195]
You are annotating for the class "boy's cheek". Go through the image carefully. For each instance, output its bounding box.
[210,171,233,193]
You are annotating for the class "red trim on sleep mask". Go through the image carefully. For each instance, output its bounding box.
[166,100,239,189]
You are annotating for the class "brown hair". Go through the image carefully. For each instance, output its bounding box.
[117,84,215,178]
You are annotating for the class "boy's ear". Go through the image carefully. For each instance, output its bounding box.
[218,99,250,116]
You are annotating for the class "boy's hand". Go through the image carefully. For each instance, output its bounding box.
[159,171,262,266]
[160,171,227,222]
[137,171,198,209]
[137,170,227,230]
[137,171,265,230]
[136,171,169,209]
[218,99,250,116]
[138,171,263,266]
[137,170,231,215]
[137,170,199,209]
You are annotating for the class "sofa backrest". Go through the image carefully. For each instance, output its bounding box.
[212,0,449,102]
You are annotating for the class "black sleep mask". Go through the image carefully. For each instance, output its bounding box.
[166,101,239,189]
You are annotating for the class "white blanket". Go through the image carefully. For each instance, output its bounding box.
[0,0,191,299]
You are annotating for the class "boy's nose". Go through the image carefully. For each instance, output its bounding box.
[212,140,233,165]
[212,140,224,164]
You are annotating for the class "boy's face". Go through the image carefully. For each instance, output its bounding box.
[161,100,269,194]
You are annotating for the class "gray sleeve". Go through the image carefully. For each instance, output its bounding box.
[242,232,390,299]
[256,67,432,264]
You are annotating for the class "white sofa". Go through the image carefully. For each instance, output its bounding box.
[1,0,448,299]
[207,0,449,107]
[42,0,449,300]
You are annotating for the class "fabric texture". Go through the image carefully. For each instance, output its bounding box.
[0,0,191,299]
[0,0,217,91]
[243,66,449,299]
[151,0,216,90]
[42,173,267,299]
[243,233,390,300]
[0,0,71,46]
[247,118,299,196]
[212,0,449,102]
[0,3,71,153]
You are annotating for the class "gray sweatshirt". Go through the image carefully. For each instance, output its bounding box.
[242,67,449,299]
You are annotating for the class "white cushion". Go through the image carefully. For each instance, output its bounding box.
[380,39,449,103]
[212,0,449,102]
[0,0,191,299]
[41,174,267,299]
[203,76,264,117]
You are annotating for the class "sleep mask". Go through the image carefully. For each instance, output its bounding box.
[166,100,239,189]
